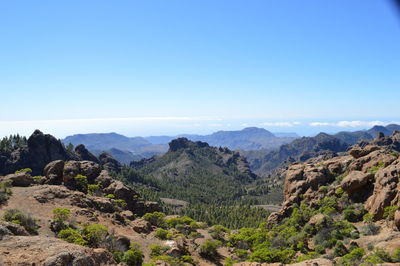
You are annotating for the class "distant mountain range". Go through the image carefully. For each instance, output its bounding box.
[62,127,298,163]
[245,124,400,176]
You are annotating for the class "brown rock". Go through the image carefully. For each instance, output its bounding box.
[95,170,113,188]
[2,172,34,187]
[365,161,400,219]
[0,235,116,265]
[341,171,374,193]
[120,210,135,221]
[79,160,102,181]
[63,160,81,183]
[349,145,379,159]
[131,218,152,233]
[43,160,64,184]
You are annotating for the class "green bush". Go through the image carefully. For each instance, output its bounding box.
[0,180,12,204]
[333,241,347,257]
[105,194,116,199]
[3,209,39,234]
[122,243,144,266]
[15,168,32,174]
[338,248,365,266]
[74,174,88,192]
[392,248,400,262]
[88,183,102,196]
[234,249,248,259]
[143,212,166,227]
[363,213,373,223]
[82,224,108,248]
[58,228,88,246]
[114,199,127,209]
[249,248,295,264]
[154,228,173,240]
[209,224,230,240]
[383,206,399,221]
[52,208,71,223]
[149,244,169,257]
[199,239,222,258]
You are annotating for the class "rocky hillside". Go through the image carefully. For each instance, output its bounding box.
[261,130,400,264]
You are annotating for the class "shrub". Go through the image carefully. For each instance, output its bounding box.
[58,228,87,246]
[318,186,328,193]
[363,213,373,223]
[333,241,348,257]
[209,224,230,241]
[338,248,365,266]
[3,209,38,234]
[392,248,400,262]
[383,206,399,221]
[154,228,173,240]
[74,174,88,192]
[165,216,195,228]
[122,244,144,266]
[199,239,222,258]
[88,183,102,196]
[0,180,12,204]
[82,224,108,248]
[234,249,248,259]
[15,168,32,174]
[149,244,169,257]
[143,212,166,227]
[361,222,380,236]
[343,204,366,222]
[114,199,127,209]
[249,248,295,264]
[52,208,71,223]
[105,194,116,199]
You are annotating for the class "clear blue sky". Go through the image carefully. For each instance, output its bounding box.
[0,0,399,137]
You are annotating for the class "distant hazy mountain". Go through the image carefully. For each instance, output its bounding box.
[145,127,297,151]
[91,148,142,165]
[63,127,298,164]
[62,133,168,161]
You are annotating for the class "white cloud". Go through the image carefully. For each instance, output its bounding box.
[309,120,398,128]
[260,121,301,127]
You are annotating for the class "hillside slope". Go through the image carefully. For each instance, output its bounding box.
[130,138,257,205]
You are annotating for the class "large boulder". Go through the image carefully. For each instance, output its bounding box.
[2,172,34,187]
[365,160,400,219]
[131,218,152,234]
[341,171,374,193]
[0,221,29,240]
[79,161,101,182]
[62,160,81,184]
[43,160,65,184]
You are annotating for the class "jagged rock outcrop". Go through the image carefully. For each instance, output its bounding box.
[268,131,400,224]
[0,130,103,176]
[168,137,209,152]
[99,152,122,173]
[75,144,100,163]
[41,160,159,215]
